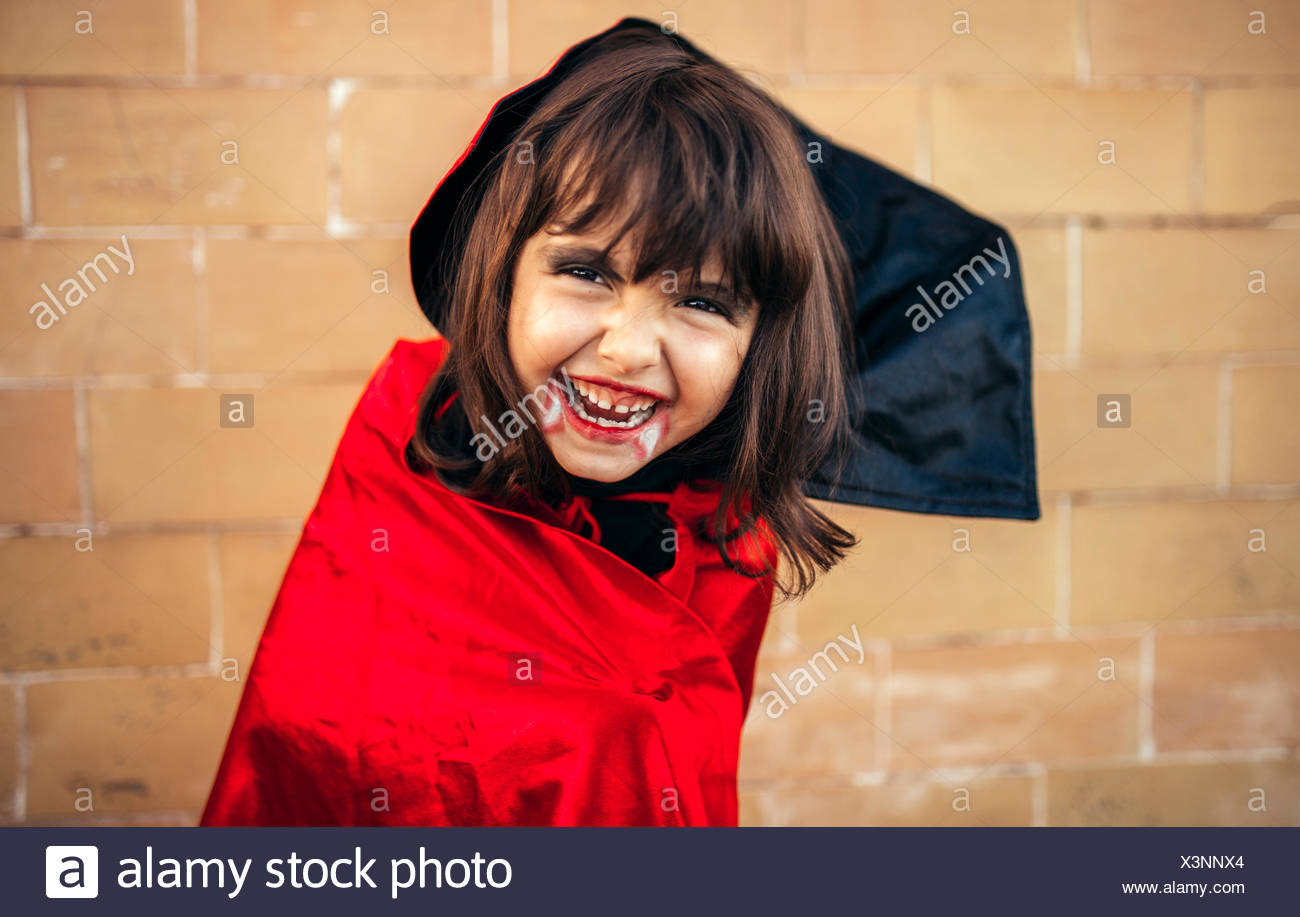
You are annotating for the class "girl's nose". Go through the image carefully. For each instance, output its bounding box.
[595,296,662,374]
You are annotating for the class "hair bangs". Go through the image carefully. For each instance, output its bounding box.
[523,72,814,318]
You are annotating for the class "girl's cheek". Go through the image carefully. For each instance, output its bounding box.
[666,338,743,404]
[514,305,573,378]
[535,296,601,355]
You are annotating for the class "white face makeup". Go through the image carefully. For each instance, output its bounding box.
[507,224,758,483]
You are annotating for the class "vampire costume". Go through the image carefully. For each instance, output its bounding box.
[200,17,1038,827]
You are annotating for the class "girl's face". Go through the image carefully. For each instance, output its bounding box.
[508,223,758,483]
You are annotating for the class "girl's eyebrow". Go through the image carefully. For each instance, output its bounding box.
[677,275,750,316]
[543,241,751,315]
[542,243,627,285]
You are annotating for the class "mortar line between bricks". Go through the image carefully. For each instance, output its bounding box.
[1035,349,1300,368]
[192,227,208,375]
[1054,494,1071,638]
[7,73,1300,91]
[0,518,304,538]
[0,369,373,390]
[0,662,218,687]
[15,85,31,227]
[14,224,412,239]
[1190,79,1206,212]
[1134,746,1296,767]
[737,744,1294,792]
[1067,482,1300,505]
[876,614,1300,654]
[1032,764,1048,826]
[492,0,508,85]
[874,641,891,774]
[791,0,806,79]
[0,73,522,91]
[1004,214,1300,229]
[742,766,1038,799]
[1217,357,1235,493]
[73,382,93,525]
[12,684,26,823]
[1074,0,1092,87]
[1065,217,1083,363]
[8,217,1296,238]
[915,86,932,183]
[23,809,200,827]
[1138,630,1156,760]
[207,530,223,670]
[782,73,1293,90]
[183,0,197,80]
[326,78,353,232]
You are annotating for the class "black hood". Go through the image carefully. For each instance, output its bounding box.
[409,17,1040,521]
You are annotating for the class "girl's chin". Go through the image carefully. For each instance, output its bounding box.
[548,441,648,482]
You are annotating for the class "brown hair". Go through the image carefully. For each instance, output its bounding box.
[406,27,858,600]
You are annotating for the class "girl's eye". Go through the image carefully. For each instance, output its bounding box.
[559,265,606,286]
[680,297,731,319]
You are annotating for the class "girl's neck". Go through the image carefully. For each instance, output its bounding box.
[563,451,694,498]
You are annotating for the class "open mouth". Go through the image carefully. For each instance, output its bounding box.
[544,370,671,461]
[550,372,664,431]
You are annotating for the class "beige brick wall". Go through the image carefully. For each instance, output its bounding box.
[0,0,1296,827]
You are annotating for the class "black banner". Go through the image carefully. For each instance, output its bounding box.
[8,827,1290,914]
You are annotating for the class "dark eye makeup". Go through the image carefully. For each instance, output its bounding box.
[552,263,736,321]
[557,265,606,286]
[678,297,732,318]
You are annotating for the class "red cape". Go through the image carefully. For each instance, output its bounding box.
[200,338,777,826]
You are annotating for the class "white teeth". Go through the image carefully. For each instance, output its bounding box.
[565,383,656,428]
[556,373,663,429]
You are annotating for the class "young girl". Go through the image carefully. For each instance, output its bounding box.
[201,18,1038,827]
